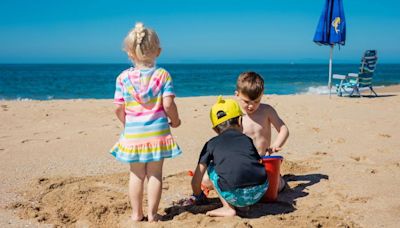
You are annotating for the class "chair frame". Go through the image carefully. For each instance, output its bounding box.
[334,73,378,97]
[333,50,378,97]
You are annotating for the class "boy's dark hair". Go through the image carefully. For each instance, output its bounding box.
[236,72,264,100]
[214,117,241,133]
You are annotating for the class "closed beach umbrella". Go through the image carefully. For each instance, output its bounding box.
[313,0,346,97]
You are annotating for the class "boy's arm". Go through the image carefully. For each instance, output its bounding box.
[115,104,126,125]
[268,106,289,153]
[191,163,208,195]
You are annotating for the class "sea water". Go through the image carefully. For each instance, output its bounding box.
[1,64,399,100]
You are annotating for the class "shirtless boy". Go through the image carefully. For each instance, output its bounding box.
[235,71,289,156]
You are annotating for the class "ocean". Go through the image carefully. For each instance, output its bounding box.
[1,64,399,100]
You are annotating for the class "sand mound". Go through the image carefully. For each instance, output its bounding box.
[8,159,358,227]
[8,174,129,227]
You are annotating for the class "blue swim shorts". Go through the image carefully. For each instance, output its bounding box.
[208,165,268,207]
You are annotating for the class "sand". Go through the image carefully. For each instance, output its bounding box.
[1,87,400,227]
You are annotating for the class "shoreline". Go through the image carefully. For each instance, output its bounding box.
[1,84,399,101]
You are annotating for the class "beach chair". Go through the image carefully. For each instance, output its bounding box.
[333,50,378,97]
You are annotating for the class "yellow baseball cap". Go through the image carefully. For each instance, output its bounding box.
[210,96,243,128]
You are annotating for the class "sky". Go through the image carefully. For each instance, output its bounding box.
[0,0,399,64]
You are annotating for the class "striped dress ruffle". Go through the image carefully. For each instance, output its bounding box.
[110,67,182,163]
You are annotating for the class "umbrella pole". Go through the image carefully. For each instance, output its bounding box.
[328,45,333,98]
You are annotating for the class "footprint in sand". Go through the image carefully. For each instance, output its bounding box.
[38,177,49,183]
[274,214,356,227]
[349,196,371,204]
[336,138,346,144]
[350,156,367,162]
[313,151,328,156]
[367,169,377,174]
[328,138,345,144]
[335,192,371,204]
[78,131,87,135]
[30,138,59,143]
[1,104,8,111]
[379,133,391,138]
[312,127,320,133]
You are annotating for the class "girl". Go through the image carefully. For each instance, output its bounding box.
[110,22,182,222]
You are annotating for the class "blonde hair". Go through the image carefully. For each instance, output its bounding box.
[124,22,160,66]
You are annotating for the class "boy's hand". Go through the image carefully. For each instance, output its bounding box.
[190,192,208,205]
[173,192,207,206]
[266,147,282,155]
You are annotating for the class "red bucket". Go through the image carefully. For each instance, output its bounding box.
[261,155,283,202]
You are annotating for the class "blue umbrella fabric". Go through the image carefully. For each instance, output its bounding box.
[314,0,346,45]
[313,0,346,96]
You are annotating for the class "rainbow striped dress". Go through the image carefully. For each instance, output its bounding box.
[110,67,182,163]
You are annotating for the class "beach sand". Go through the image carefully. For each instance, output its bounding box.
[1,87,400,227]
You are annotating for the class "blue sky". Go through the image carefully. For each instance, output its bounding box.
[0,0,399,64]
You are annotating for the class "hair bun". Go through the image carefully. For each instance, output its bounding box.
[134,22,145,45]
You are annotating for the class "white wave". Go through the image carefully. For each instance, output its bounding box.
[16,97,33,101]
[302,86,334,95]
[302,85,386,95]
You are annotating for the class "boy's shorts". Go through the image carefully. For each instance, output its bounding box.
[208,164,268,207]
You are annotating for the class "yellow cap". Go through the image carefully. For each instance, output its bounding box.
[210,96,243,128]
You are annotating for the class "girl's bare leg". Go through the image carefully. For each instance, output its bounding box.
[129,163,146,221]
[146,159,164,222]
[206,189,236,217]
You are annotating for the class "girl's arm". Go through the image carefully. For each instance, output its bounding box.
[163,96,181,128]
[115,104,126,125]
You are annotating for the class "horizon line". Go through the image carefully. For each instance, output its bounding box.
[1,62,400,65]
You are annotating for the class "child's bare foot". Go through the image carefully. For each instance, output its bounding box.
[206,206,236,217]
[148,213,162,222]
[131,215,146,222]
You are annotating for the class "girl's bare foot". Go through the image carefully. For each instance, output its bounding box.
[148,213,162,222]
[206,206,236,217]
[131,215,146,222]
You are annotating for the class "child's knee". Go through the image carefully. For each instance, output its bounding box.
[129,163,146,179]
[201,179,213,189]
[146,167,163,180]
